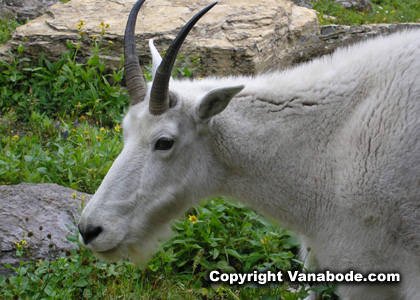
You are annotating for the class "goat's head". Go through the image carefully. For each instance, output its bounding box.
[78,0,244,263]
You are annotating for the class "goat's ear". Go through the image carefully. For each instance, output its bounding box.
[149,39,162,81]
[196,85,244,122]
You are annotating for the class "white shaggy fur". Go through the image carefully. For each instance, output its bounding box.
[79,29,420,299]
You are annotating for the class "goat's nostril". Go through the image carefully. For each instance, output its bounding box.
[78,224,103,245]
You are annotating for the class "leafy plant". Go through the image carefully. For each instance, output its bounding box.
[0,15,20,45]
[0,22,129,127]
[149,198,301,285]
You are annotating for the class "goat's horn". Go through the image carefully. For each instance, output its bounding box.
[149,2,218,115]
[124,0,147,106]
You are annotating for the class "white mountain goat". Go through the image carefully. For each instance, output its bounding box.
[78,0,420,298]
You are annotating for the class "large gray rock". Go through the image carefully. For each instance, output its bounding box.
[1,0,419,78]
[0,183,90,276]
[0,0,320,76]
[289,23,420,66]
[0,0,60,22]
[335,0,372,12]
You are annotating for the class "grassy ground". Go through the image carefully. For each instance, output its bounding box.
[1,0,418,299]
[312,0,420,25]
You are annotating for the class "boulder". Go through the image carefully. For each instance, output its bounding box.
[289,23,420,65]
[0,0,60,22]
[0,0,320,76]
[0,183,90,276]
[1,0,419,77]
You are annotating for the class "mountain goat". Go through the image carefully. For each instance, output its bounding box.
[78,0,420,298]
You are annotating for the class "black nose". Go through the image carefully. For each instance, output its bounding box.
[78,223,103,245]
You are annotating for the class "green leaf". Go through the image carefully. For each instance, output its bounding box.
[225,249,243,261]
[17,44,24,53]
[211,248,220,259]
[74,278,89,287]
[88,55,100,67]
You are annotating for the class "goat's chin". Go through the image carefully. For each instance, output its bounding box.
[91,223,174,266]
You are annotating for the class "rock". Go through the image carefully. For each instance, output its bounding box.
[273,22,420,68]
[0,6,14,21]
[290,0,314,9]
[0,183,90,276]
[0,0,60,22]
[335,0,373,12]
[0,0,320,76]
[1,0,418,78]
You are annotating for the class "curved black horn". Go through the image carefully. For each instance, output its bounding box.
[149,2,218,115]
[125,0,147,106]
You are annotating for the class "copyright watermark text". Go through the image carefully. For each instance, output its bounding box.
[209,270,400,285]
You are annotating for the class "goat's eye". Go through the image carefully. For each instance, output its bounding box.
[154,137,174,151]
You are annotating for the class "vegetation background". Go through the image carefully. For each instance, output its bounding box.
[1,0,419,299]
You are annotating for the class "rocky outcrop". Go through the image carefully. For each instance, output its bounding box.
[1,0,419,77]
[287,22,420,67]
[0,0,60,22]
[0,0,320,76]
[0,183,90,276]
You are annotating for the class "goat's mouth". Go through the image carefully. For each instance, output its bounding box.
[78,236,128,261]
[91,245,128,261]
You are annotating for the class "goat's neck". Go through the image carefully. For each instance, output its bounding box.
[211,72,366,234]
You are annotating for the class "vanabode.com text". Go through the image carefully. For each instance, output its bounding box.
[209,270,400,285]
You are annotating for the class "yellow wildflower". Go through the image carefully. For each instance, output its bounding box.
[11,135,19,142]
[96,136,102,141]
[114,124,121,132]
[188,215,198,224]
[100,22,105,29]
[92,35,98,40]
[77,21,85,30]
[100,127,106,132]
[79,115,86,121]
[84,131,89,135]
[108,40,114,45]
[14,239,27,249]
[72,193,77,200]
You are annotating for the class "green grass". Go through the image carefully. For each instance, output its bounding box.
[0,17,20,45]
[0,110,123,193]
[312,0,420,25]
